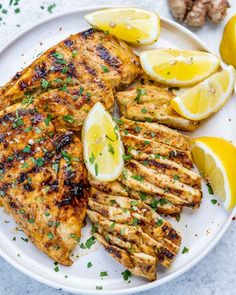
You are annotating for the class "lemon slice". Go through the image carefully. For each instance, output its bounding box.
[191,137,236,210]
[140,49,220,86]
[82,102,124,181]
[171,66,235,121]
[84,8,160,45]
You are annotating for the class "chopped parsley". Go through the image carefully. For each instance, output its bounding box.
[135,88,147,103]
[96,286,102,290]
[85,236,96,249]
[182,247,189,254]
[23,145,31,153]
[41,79,49,88]
[63,115,75,124]
[121,269,132,281]
[134,126,141,133]
[207,183,214,195]
[156,219,164,227]
[110,222,116,229]
[173,174,180,181]
[28,218,34,224]
[72,49,78,58]
[122,154,132,161]
[101,65,109,73]
[89,153,95,164]
[131,217,139,226]
[47,232,54,240]
[87,262,93,268]
[100,271,108,277]
[211,199,217,205]
[139,191,147,201]
[95,163,98,176]
[131,174,144,182]
[141,107,148,114]
[108,144,115,155]
[54,266,59,272]
[48,3,56,14]
[44,114,52,126]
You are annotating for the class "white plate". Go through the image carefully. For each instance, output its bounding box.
[0,5,235,295]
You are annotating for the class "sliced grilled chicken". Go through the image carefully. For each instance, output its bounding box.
[118,118,202,208]
[0,103,88,265]
[88,174,181,215]
[0,29,142,130]
[116,84,199,131]
[87,187,181,280]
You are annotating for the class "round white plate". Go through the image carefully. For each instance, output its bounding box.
[0,6,235,295]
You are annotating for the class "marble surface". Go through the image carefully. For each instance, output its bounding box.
[0,0,235,294]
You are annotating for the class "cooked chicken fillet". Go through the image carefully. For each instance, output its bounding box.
[0,103,88,265]
[88,174,181,215]
[0,29,141,130]
[117,118,202,208]
[87,187,181,280]
[116,84,199,131]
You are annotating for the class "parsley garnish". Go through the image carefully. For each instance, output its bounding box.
[95,163,98,176]
[108,144,115,155]
[156,219,164,227]
[182,247,189,254]
[100,271,108,277]
[131,174,144,182]
[121,269,132,281]
[207,183,214,194]
[63,115,75,124]
[87,262,93,268]
[135,88,147,103]
[211,199,217,205]
[101,65,109,73]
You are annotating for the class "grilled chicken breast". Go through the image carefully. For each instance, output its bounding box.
[87,187,181,281]
[0,103,88,265]
[0,29,141,130]
[116,84,199,131]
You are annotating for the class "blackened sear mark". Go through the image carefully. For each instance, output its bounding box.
[31,113,44,125]
[81,28,95,38]
[105,246,122,259]
[13,71,22,80]
[0,134,5,143]
[67,62,76,77]
[57,181,84,207]
[85,64,96,76]
[54,132,73,152]
[23,183,34,192]
[34,63,47,79]
[64,180,84,198]
[19,81,28,91]
[64,39,73,47]
[96,45,121,68]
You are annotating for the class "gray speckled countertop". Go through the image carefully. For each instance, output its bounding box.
[0,0,236,294]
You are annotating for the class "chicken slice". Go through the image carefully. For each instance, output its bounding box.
[88,174,181,215]
[116,84,199,131]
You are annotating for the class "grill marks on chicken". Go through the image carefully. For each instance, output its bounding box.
[0,104,87,265]
[87,187,181,281]
[116,83,199,131]
[0,29,142,130]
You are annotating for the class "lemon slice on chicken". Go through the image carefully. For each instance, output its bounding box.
[140,49,220,86]
[82,102,124,181]
[171,66,235,121]
[85,8,160,45]
[191,137,236,210]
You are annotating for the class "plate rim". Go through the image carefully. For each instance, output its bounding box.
[0,5,235,295]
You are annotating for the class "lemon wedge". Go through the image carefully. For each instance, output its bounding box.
[140,49,220,87]
[82,102,124,181]
[220,15,236,67]
[191,137,236,210]
[84,8,160,45]
[171,66,235,121]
